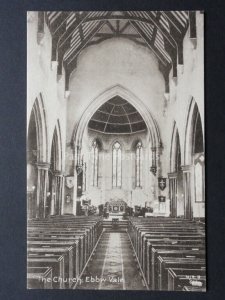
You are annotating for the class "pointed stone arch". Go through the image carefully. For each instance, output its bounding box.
[72,85,161,150]
[71,85,162,215]
[27,93,48,219]
[182,97,205,219]
[47,119,64,217]
[27,93,48,163]
[50,120,63,172]
[170,121,181,173]
[184,97,204,165]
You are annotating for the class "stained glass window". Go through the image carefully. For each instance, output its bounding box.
[91,140,99,186]
[112,142,122,188]
[136,141,143,187]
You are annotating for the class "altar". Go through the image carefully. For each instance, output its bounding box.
[104,199,127,220]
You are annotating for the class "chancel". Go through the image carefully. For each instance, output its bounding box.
[27,11,205,291]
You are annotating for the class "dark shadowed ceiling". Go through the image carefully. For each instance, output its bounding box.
[88,96,147,134]
[39,11,197,92]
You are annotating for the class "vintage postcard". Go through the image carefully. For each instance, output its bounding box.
[27,11,205,291]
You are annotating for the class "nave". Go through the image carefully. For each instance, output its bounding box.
[77,230,145,290]
[27,215,206,291]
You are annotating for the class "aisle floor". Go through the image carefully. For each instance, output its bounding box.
[76,230,146,290]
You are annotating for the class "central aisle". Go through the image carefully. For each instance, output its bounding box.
[76,230,146,290]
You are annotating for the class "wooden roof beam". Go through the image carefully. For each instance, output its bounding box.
[144,11,177,49]
[51,12,69,61]
[57,13,90,75]
[84,12,177,49]
[129,20,169,66]
[64,20,107,87]
[66,21,106,66]
[151,12,161,46]
[84,36,146,49]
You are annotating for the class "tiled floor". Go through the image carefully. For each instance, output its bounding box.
[76,230,146,290]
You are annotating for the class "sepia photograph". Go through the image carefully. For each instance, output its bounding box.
[27,11,205,291]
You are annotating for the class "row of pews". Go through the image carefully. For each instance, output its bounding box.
[128,217,206,292]
[27,215,103,289]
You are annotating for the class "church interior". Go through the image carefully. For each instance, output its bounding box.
[27,11,205,291]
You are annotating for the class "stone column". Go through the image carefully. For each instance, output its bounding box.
[168,172,178,217]
[61,175,65,215]
[72,145,81,216]
[36,162,50,218]
[182,165,193,219]
[73,171,78,215]
[50,171,64,216]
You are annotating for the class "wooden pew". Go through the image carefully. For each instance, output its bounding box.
[145,241,204,286]
[28,227,90,259]
[127,217,206,291]
[137,233,204,267]
[137,229,204,254]
[27,253,65,289]
[141,233,204,268]
[28,240,80,278]
[27,246,73,288]
[28,217,102,250]
[28,235,84,274]
[27,267,53,289]
[168,268,206,291]
[182,285,206,292]
[28,222,98,258]
[27,215,103,289]
[157,256,205,291]
[143,237,204,273]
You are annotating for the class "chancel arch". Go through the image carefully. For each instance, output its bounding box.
[71,86,160,214]
[72,85,161,150]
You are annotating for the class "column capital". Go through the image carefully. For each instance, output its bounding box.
[37,162,50,170]
[181,165,193,172]
[157,143,163,153]
[168,172,178,179]
[152,145,163,152]
[53,170,65,177]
